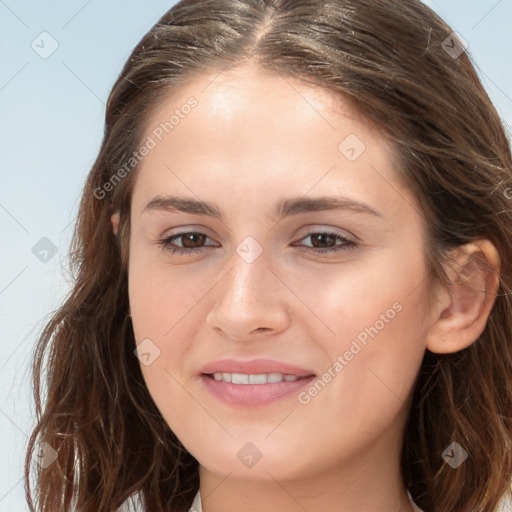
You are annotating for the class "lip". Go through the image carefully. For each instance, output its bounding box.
[199,358,315,378]
[199,358,316,408]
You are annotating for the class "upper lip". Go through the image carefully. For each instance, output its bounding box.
[200,358,316,378]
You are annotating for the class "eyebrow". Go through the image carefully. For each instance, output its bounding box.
[142,195,384,220]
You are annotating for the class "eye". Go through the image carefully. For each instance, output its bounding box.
[155,230,357,256]
[155,231,218,255]
[294,231,357,254]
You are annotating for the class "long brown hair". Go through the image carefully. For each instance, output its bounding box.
[25,1,512,511]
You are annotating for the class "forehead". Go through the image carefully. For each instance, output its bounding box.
[130,63,412,224]
[142,62,374,151]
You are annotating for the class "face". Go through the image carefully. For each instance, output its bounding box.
[127,63,433,484]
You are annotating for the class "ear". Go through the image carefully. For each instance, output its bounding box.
[111,211,120,236]
[426,239,500,354]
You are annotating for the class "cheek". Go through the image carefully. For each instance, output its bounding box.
[326,306,425,409]
[128,244,211,341]
[127,248,216,409]
[298,249,428,351]
[303,250,428,408]
[128,258,198,428]
[306,258,429,426]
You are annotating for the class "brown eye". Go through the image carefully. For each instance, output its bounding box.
[177,232,207,249]
[297,231,357,254]
[309,233,337,249]
[157,231,218,255]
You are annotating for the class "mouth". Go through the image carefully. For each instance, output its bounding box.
[200,370,316,408]
[199,358,315,378]
[203,372,313,384]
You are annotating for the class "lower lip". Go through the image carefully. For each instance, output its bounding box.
[200,374,316,408]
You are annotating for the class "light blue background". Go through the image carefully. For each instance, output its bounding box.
[1,1,511,510]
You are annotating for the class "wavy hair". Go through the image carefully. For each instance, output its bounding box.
[25,1,512,511]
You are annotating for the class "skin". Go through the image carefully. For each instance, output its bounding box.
[114,63,500,512]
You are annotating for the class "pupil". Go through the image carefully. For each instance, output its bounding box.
[183,233,205,248]
[312,233,334,247]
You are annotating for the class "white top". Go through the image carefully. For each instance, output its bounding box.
[188,489,425,511]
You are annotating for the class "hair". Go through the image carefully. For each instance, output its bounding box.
[25,0,512,511]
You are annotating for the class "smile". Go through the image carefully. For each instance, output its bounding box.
[201,373,316,407]
[209,372,302,384]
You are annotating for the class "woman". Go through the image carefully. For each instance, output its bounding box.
[25,1,512,511]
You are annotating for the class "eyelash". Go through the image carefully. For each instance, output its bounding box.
[155,230,357,256]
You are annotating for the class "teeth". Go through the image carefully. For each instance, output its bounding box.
[249,374,267,384]
[231,373,249,384]
[267,372,283,383]
[211,372,301,384]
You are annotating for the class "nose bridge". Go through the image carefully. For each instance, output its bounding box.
[231,234,268,292]
[205,235,289,337]
[223,237,275,310]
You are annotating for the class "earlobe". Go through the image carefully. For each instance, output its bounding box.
[426,239,501,354]
[111,211,120,236]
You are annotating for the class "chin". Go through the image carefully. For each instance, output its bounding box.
[193,440,315,482]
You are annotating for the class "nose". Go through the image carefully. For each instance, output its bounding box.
[205,243,291,341]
